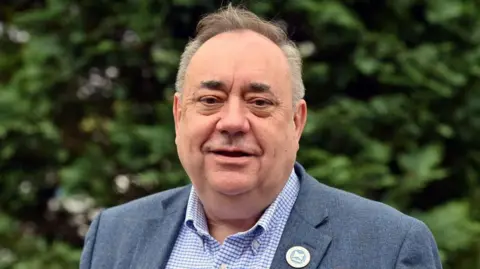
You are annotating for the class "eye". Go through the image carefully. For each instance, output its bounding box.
[199,96,221,105]
[250,98,273,107]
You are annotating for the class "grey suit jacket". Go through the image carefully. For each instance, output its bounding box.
[80,163,443,269]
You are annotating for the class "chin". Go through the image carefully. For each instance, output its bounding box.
[207,171,257,196]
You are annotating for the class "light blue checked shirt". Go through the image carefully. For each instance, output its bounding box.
[166,169,300,269]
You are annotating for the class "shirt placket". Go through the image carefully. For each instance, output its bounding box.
[214,236,249,269]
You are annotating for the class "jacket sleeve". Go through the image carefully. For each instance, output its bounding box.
[394,218,443,269]
[80,211,102,269]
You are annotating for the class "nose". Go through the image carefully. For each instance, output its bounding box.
[216,99,250,136]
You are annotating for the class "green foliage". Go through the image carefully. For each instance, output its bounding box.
[0,0,479,268]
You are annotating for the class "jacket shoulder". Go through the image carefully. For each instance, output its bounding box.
[321,182,420,229]
[308,180,433,253]
[300,175,441,268]
[99,185,191,221]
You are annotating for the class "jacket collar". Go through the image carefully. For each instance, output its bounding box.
[130,186,190,268]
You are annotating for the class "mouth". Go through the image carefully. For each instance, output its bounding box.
[211,150,252,158]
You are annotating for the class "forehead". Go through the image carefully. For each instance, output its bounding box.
[185,30,291,93]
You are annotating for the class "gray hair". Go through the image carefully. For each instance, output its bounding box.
[175,4,305,103]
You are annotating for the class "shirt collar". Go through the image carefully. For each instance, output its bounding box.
[184,168,300,239]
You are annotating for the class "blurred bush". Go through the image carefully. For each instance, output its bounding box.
[0,0,479,268]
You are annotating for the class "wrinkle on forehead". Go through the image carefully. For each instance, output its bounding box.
[184,30,292,98]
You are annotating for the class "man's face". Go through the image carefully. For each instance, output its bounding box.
[173,30,307,219]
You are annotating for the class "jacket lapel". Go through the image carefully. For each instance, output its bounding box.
[130,186,191,269]
[270,163,333,269]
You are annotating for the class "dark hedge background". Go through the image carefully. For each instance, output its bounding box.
[1,0,479,268]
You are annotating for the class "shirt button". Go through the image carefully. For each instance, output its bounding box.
[220,264,227,269]
[252,239,260,250]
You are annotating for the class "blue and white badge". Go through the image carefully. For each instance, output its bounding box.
[286,246,311,268]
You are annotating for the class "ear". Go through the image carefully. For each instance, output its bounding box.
[173,92,183,140]
[293,99,307,141]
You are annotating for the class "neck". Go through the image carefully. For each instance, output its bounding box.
[205,212,262,244]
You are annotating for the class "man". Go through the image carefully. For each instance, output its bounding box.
[80,5,442,269]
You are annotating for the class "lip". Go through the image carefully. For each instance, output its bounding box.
[208,147,257,156]
[207,151,255,165]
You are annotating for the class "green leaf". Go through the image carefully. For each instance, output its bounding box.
[426,0,464,23]
[414,201,480,253]
[398,144,448,185]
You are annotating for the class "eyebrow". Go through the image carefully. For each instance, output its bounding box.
[200,80,225,90]
[249,82,271,93]
[199,80,272,93]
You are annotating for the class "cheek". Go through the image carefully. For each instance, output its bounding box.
[252,117,297,157]
[180,114,217,149]
[251,120,281,153]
